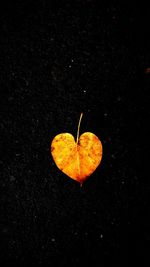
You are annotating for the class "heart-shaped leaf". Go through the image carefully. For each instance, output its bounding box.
[51,113,103,185]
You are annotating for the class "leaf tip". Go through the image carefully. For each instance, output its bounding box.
[80,182,83,188]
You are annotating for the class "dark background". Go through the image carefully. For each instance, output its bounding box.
[0,0,149,266]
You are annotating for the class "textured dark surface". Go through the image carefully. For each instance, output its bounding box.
[0,1,149,266]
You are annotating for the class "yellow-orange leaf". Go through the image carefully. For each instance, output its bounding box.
[51,113,103,185]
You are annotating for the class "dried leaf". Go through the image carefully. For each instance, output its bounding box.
[51,113,103,185]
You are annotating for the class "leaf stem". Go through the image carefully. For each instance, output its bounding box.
[76,113,83,143]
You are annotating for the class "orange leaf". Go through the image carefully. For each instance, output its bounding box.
[51,113,103,185]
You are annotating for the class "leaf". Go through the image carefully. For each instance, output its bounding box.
[51,113,103,185]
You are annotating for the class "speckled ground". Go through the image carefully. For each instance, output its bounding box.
[0,1,149,266]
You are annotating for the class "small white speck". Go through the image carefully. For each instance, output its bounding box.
[2,228,8,233]
[25,80,29,86]
[8,97,14,101]
[10,175,15,182]
[69,65,72,68]
[117,96,122,101]
[104,112,108,117]
[83,90,86,93]
[71,59,74,62]
[100,234,103,239]
[15,153,21,157]
[51,238,55,242]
